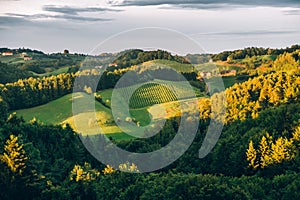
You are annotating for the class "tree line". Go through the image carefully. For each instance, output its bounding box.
[109,49,190,71]
[212,44,300,61]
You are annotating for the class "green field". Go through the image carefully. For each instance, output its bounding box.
[222,76,239,88]
[14,79,206,140]
[15,93,77,124]
[30,67,69,77]
[97,89,113,107]
[0,54,24,64]
[142,59,195,72]
[14,93,135,140]
[195,62,244,73]
[239,54,277,63]
[14,91,154,140]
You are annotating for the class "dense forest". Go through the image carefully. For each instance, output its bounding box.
[0,46,300,199]
[109,49,190,71]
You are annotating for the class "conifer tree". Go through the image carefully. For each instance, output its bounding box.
[70,162,100,182]
[0,134,28,175]
[246,140,259,169]
[259,134,273,168]
[274,52,298,71]
[271,137,290,163]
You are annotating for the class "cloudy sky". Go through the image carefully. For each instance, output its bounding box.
[0,0,299,54]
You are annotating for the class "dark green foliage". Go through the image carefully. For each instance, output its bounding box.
[0,48,85,84]
[0,116,94,199]
[0,48,44,55]
[0,96,8,121]
[110,49,189,70]
[185,53,211,64]
[212,45,300,62]
[0,73,76,110]
[0,62,31,83]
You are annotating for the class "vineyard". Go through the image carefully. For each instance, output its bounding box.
[113,80,199,109]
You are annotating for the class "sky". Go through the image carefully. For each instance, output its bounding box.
[0,0,299,55]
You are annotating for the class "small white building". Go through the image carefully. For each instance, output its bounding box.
[2,52,13,56]
[109,63,118,67]
[24,56,33,61]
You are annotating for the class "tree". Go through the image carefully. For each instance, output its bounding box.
[246,140,259,169]
[0,135,28,175]
[273,52,298,71]
[259,134,272,168]
[0,134,39,199]
[70,162,100,182]
[64,49,69,55]
[271,137,294,164]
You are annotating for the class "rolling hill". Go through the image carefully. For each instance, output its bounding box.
[14,93,134,140]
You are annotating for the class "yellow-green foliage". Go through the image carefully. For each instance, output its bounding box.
[0,134,28,175]
[225,71,300,123]
[292,126,300,143]
[70,162,100,182]
[246,127,300,169]
[273,52,298,71]
[102,165,115,174]
[259,134,273,168]
[118,162,139,173]
[246,140,259,169]
[198,71,300,124]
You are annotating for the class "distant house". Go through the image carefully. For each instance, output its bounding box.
[2,52,13,56]
[23,56,32,61]
[21,52,27,56]
[109,63,118,67]
[220,70,236,76]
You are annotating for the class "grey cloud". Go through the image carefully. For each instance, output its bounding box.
[110,0,300,8]
[2,5,119,23]
[0,16,34,30]
[191,30,298,37]
[5,13,112,22]
[55,15,112,22]
[43,5,122,15]
[0,16,30,25]
[160,3,241,10]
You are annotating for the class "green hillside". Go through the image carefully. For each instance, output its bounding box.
[14,93,76,124]
[30,66,70,77]
[14,93,134,140]
[0,49,85,83]
[97,80,203,109]
[14,93,112,124]
[142,59,194,73]
[14,79,204,139]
